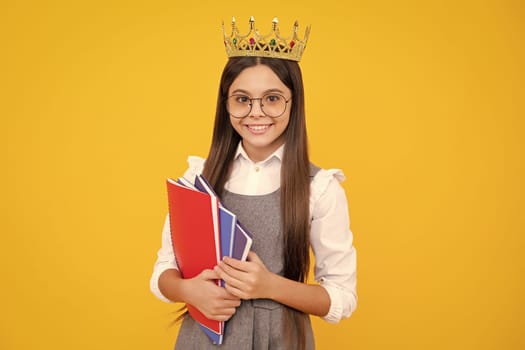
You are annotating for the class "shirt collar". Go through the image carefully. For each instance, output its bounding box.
[234,142,284,165]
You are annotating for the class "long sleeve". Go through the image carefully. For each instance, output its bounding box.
[149,215,179,303]
[310,169,357,323]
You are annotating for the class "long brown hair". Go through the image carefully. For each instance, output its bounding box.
[202,56,311,349]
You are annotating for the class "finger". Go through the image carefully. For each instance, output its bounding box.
[217,309,238,321]
[221,291,242,302]
[216,261,248,281]
[213,265,227,280]
[222,256,250,271]
[217,269,251,299]
[214,265,244,289]
[199,268,220,280]
[247,251,262,264]
[223,282,249,300]
[215,285,241,302]
[209,310,236,322]
[218,298,241,308]
[213,302,240,314]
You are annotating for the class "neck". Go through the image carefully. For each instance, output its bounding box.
[242,140,284,162]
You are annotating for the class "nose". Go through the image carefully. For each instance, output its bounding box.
[249,98,265,118]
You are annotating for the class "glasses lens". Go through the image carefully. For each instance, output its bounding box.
[227,95,251,118]
[261,94,287,118]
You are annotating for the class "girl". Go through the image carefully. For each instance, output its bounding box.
[150,18,357,350]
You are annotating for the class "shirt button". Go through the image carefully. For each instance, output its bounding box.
[254,166,260,172]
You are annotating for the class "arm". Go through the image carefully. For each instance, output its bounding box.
[215,169,357,322]
[215,252,330,317]
[150,215,240,321]
[310,169,357,323]
[268,274,330,317]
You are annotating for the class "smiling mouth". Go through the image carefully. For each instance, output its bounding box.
[245,124,272,132]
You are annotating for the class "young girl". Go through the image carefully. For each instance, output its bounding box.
[150,17,357,350]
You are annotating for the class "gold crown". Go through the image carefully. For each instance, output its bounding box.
[222,16,310,62]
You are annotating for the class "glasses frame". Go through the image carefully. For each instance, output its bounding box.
[226,93,292,119]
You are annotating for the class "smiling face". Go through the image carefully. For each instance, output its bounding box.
[227,64,292,162]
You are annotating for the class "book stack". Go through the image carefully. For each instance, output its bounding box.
[166,174,253,345]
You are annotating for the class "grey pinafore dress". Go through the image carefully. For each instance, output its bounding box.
[174,167,319,349]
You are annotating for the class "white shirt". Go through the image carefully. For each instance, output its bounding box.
[150,143,357,323]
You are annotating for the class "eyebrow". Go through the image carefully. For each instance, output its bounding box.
[230,88,286,95]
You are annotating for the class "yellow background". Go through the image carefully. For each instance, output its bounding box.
[2,0,523,349]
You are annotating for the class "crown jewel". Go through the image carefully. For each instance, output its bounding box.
[222,16,310,62]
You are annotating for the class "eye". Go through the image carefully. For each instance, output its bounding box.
[234,95,250,104]
[264,94,282,103]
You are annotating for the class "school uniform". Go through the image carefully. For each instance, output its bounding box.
[150,143,357,349]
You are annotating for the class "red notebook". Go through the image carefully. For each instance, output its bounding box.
[166,178,222,334]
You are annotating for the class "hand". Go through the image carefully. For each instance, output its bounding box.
[214,251,276,300]
[185,269,241,321]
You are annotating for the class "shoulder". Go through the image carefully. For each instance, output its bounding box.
[310,163,346,203]
[181,156,206,183]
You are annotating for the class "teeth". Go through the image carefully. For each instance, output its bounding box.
[248,125,270,131]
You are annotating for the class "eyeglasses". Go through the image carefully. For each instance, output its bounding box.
[226,93,291,118]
